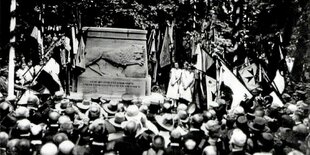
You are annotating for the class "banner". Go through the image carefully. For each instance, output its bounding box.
[219,61,253,109]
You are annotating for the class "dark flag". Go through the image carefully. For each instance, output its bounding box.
[31,58,63,95]
[159,26,171,68]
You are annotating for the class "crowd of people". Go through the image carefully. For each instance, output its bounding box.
[0,78,310,155]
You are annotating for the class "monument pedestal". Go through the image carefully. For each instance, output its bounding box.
[76,27,150,98]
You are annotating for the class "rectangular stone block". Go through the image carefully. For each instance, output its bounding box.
[76,27,150,98]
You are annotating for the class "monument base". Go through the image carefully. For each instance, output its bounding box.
[77,76,147,98]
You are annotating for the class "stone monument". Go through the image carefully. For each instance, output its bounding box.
[77,27,150,98]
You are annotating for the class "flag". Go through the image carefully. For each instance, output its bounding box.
[285,56,294,73]
[74,36,86,70]
[32,58,63,95]
[261,67,284,107]
[239,63,259,91]
[159,27,171,68]
[270,91,284,108]
[219,61,252,109]
[272,69,285,94]
[193,43,203,71]
[265,38,285,82]
[200,51,217,109]
[206,75,217,108]
[31,26,44,59]
[148,29,157,63]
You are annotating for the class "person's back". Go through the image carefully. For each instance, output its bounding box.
[115,136,142,155]
[114,121,142,155]
[165,143,185,155]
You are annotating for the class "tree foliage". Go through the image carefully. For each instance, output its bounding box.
[1,0,309,73]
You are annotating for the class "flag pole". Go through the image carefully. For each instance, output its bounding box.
[7,0,17,100]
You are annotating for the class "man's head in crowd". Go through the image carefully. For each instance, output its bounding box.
[124,120,138,137]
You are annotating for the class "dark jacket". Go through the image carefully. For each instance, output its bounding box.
[114,136,143,155]
[164,143,185,155]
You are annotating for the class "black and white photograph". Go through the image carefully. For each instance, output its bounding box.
[0,0,310,154]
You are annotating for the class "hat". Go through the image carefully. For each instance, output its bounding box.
[144,93,165,105]
[0,132,9,147]
[281,114,295,128]
[236,115,248,127]
[89,118,106,131]
[251,88,263,94]
[72,145,90,155]
[49,111,60,122]
[203,146,217,155]
[296,101,307,108]
[40,143,59,155]
[287,104,298,114]
[103,100,119,115]
[27,94,39,107]
[109,112,126,128]
[177,104,188,112]
[287,150,304,155]
[58,115,71,125]
[7,139,19,151]
[282,93,291,100]
[162,102,172,113]
[59,140,75,155]
[216,98,226,105]
[99,97,110,104]
[55,99,70,111]
[15,106,29,118]
[76,99,91,110]
[90,96,101,103]
[66,93,83,102]
[16,139,30,153]
[53,133,69,145]
[293,124,308,135]
[30,124,42,136]
[59,122,73,132]
[155,114,175,131]
[0,101,12,113]
[191,114,203,125]
[54,91,64,100]
[257,132,273,146]
[229,129,247,147]
[184,139,197,150]
[187,103,196,114]
[88,105,101,118]
[123,120,138,136]
[152,135,165,149]
[17,119,31,131]
[125,105,143,121]
[248,117,269,132]
[209,101,219,108]
[170,129,182,140]
[205,120,220,132]
[232,106,245,115]
[121,94,134,103]
[139,104,148,114]
[177,110,189,123]
[65,107,76,116]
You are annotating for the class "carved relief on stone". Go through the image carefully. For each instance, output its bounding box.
[85,45,146,78]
